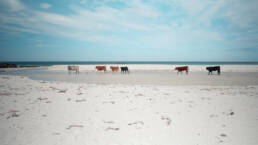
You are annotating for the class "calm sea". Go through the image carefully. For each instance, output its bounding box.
[2,61,258,66]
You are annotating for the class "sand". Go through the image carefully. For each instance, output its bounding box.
[0,72,258,145]
[29,65,258,85]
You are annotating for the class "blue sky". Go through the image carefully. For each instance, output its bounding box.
[0,0,258,61]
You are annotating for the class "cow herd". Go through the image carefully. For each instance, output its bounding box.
[67,65,221,75]
[95,66,129,74]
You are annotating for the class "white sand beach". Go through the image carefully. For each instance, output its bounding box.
[1,65,258,145]
[1,0,258,144]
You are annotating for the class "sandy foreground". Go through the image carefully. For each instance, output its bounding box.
[0,74,258,145]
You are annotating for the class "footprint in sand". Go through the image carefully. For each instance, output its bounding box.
[75,99,86,102]
[128,121,144,129]
[66,125,84,130]
[102,101,115,104]
[161,116,171,126]
[37,97,48,101]
[52,132,61,135]
[222,109,234,116]
[135,93,144,97]
[105,127,119,131]
[103,120,115,124]
[220,133,227,137]
[6,110,20,119]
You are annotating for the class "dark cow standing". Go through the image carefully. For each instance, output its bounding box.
[68,66,79,74]
[206,66,220,75]
[175,66,189,75]
[120,66,129,74]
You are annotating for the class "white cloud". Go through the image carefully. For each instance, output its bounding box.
[223,0,258,29]
[0,24,39,34]
[80,0,86,4]
[0,0,25,11]
[0,0,257,51]
[35,11,75,26]
[178,0,207,16]
[40,3,51,9]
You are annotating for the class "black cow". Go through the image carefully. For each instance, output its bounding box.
[120,66,129,74]
[206,66,220,75]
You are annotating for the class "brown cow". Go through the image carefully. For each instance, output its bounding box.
[175,66,189,74]
[110,66,119,72]
[96,66,106,72]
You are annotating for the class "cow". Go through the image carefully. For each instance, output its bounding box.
[206,66,220,75]
[110,66,119,72]
[175,66,189,74]
[120,66,129,74]
[68,66,79,74]
[96,66,106,72]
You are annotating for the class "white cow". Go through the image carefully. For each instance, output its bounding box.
[67,66,79,74]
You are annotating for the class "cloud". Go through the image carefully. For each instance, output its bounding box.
[0,0,258,52]
[223,0,258,29]
[0,0,25,11]
[0,24,39,34]
[40,3,52,9]
[80,0,86,4]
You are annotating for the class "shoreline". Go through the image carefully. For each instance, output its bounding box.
[1,65,258,86]
[48,64,258,72]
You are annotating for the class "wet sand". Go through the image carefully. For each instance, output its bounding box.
[1,65,258,85]
[29,71,258,86]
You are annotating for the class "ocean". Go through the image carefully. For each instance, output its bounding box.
[2,61,258,66]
